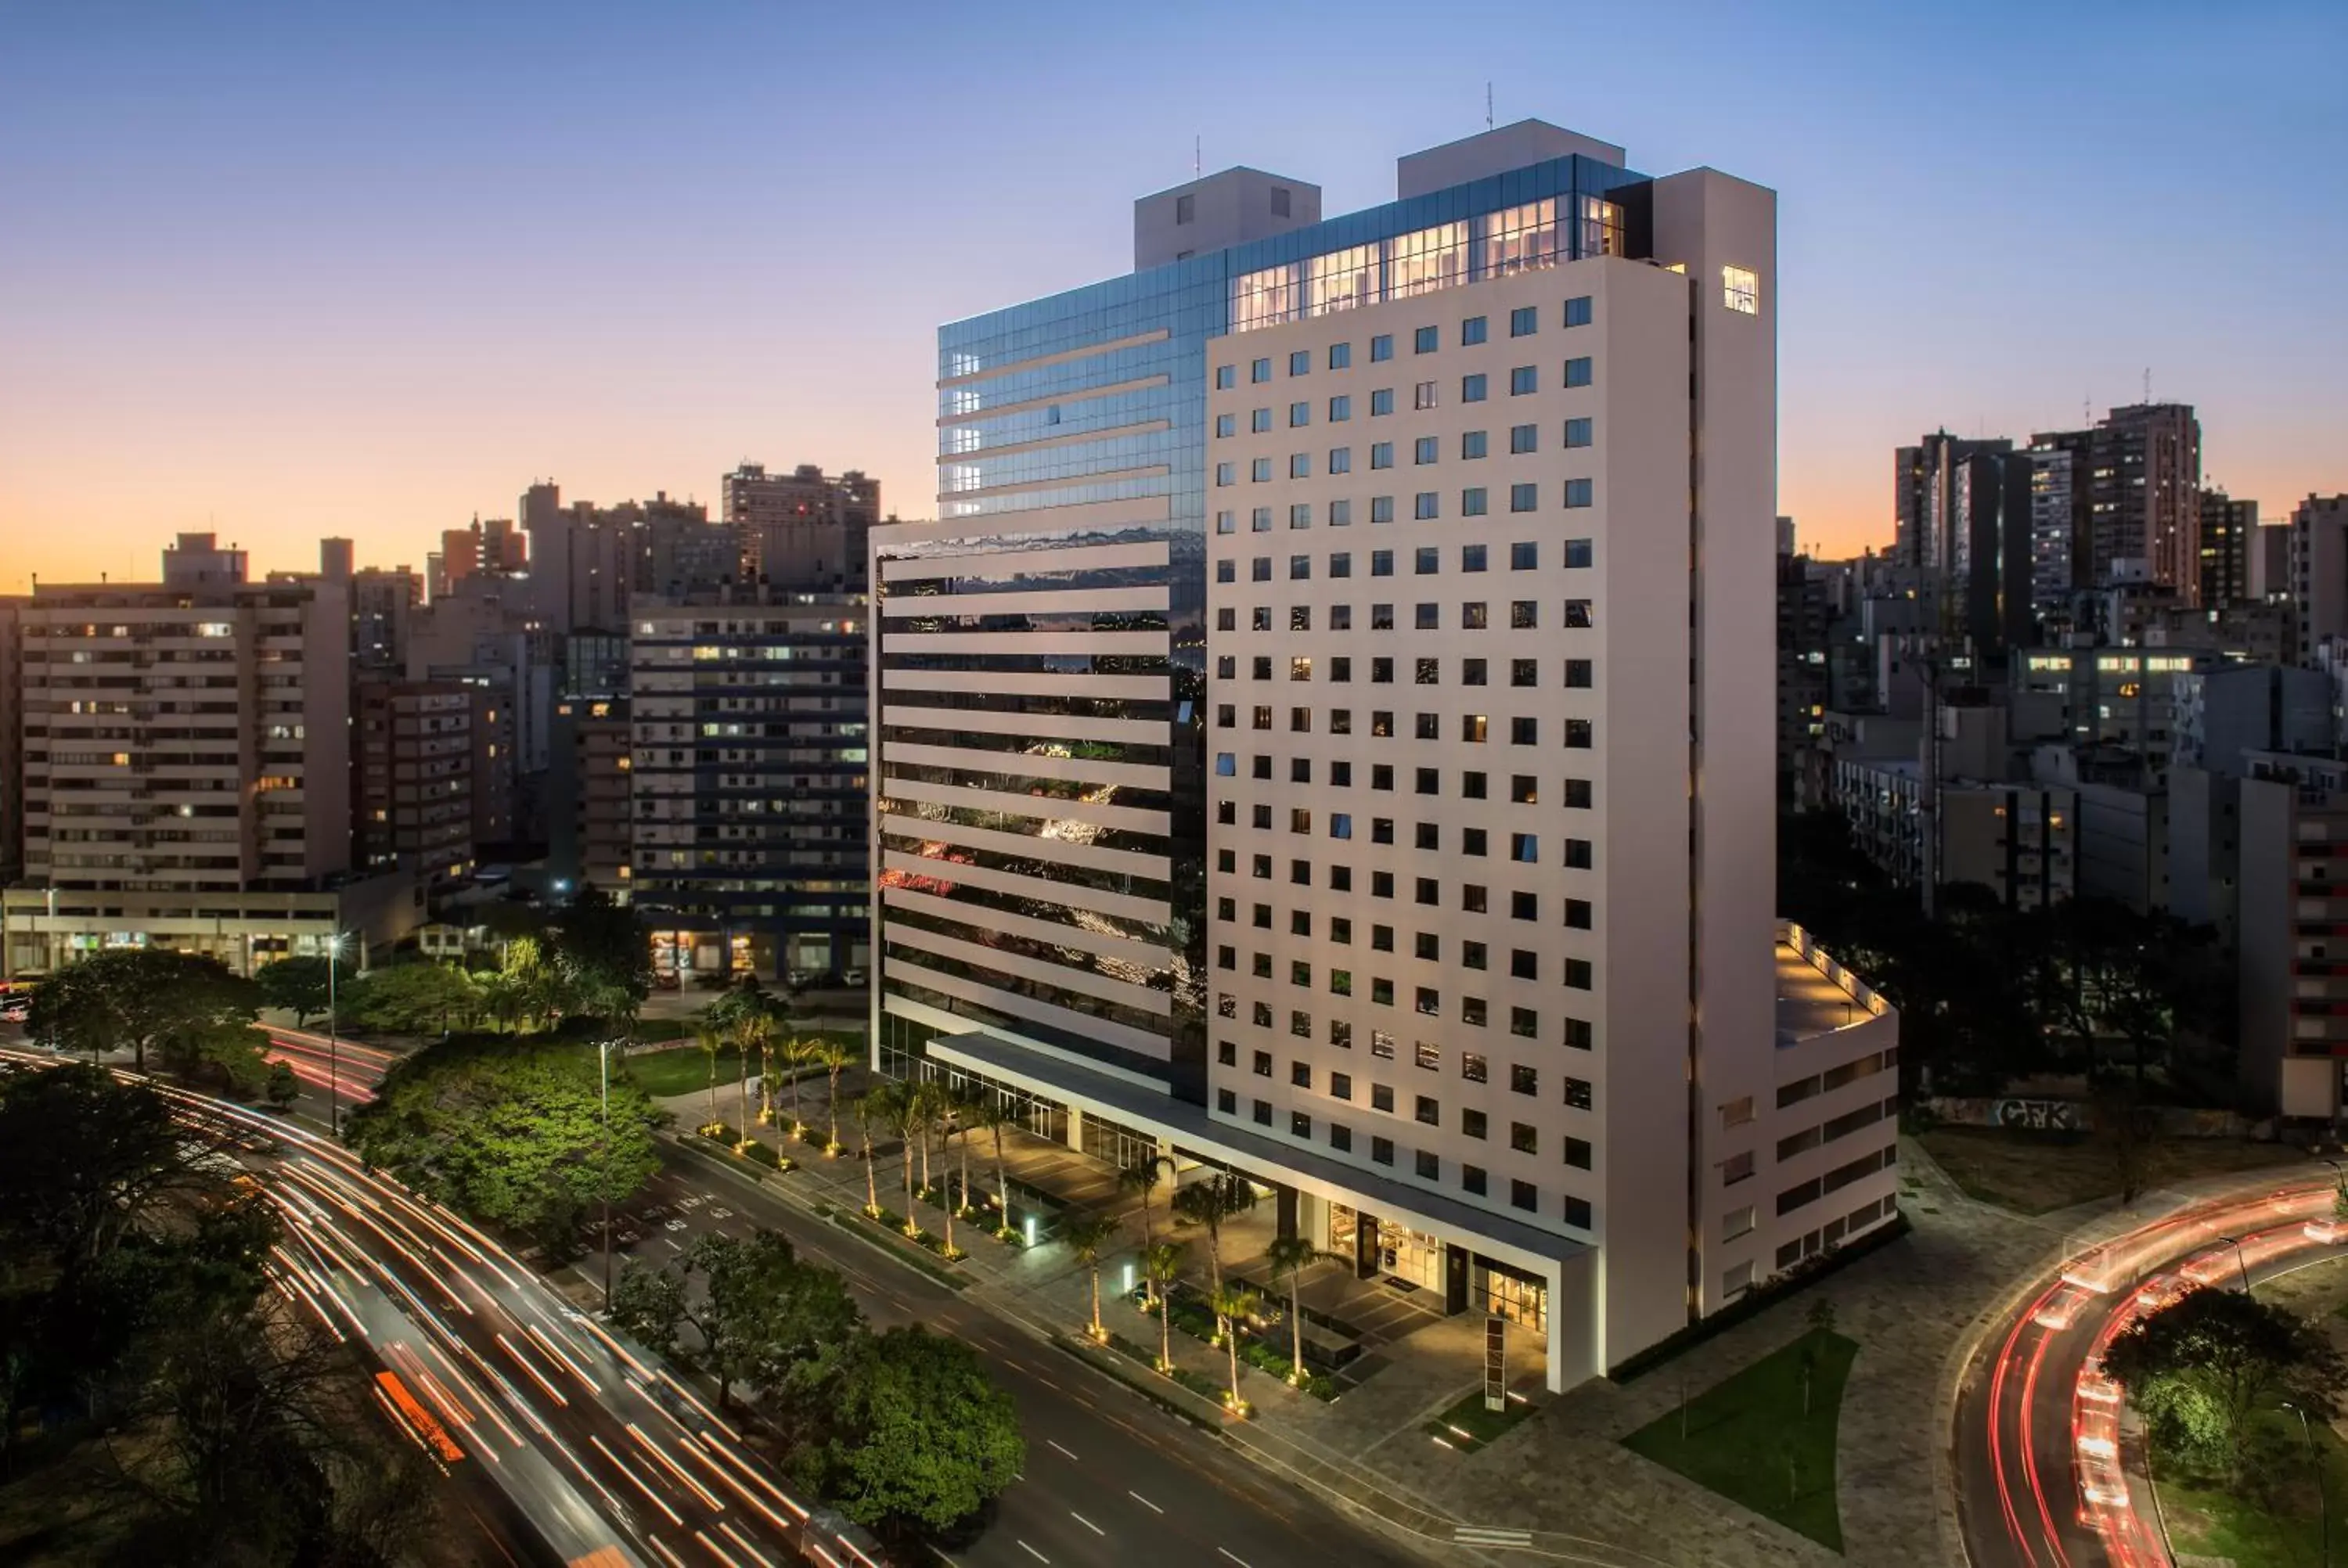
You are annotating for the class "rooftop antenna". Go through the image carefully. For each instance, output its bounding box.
[2143,366,2152,403]
[1486,82,1494,131]
[1194,135,1200,180]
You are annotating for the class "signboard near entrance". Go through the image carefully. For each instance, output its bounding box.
[1483,1316,1505,1414]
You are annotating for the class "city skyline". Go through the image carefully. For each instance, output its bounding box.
[5,0,2343,589]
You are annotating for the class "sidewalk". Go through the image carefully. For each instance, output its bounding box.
[650,1064,2335,1568]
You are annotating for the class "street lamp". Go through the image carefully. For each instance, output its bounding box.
[2287,1400,2332,1568]
[326,931,348,1137]
[2216,1234,2253,1296]
[596,1036,621,1306]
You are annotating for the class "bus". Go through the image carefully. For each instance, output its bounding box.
[373,1371,464,1466]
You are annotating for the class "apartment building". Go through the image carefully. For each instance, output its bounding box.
[547,696,634,901]
[3,538,371,975]
[355,678,474,885]
[630,592,869,984]
[872,121,1897,1389]
[724,463,880,593]
[2239,750,2348,1117]
[2292,495,2348,668]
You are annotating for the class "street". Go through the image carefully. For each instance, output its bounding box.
[610,1147,1421,1568]
[1954,1175,2345,1567]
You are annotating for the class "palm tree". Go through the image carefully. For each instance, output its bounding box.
[1172,1171,1258,1295]
[783,1034,818,1135]
[1208,1282,1263,1414]
[1262,1235,1330,1386]
[1061,1209,1120,1342]
[1119,1153,1176,1303]
[973,1094,1017,1229]
[693,1016,726,1131]
[816,1040,855,1153]
[950,1084,981,1216]
[848,1091,880,1214]
[910,1078,950,1198]
[880,1084,920,1231]
[1141,1241,1187,1372]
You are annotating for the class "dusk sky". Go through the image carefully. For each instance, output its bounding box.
[3,0,2341,591]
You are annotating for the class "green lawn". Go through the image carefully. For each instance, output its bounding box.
[1424,1386,1535,1450]
[2156,1408,2348,1568]
[1622,1329,1856,1552]
[616,1030,862,1099]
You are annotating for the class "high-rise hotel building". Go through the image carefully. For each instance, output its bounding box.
[871,121,1898,1387]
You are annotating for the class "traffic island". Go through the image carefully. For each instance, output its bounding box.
[1621,1326,1857,1552]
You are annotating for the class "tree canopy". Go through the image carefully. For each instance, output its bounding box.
[0,1066,430,1561]
[818,1326,1025,1534]
[254,954,352,1027]
[342,1039,663,1253]
[26,948,264,1074]
[2105,1284,2343,1479]
[337,961,480,1038]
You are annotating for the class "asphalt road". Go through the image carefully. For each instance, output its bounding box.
[1953,1174,2343,1568]
[609,1146,1422,1568]
[0,1048,874,1568]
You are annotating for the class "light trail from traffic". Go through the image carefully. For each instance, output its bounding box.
[0,1048,883,1568]
[1958,1174,2343,1568]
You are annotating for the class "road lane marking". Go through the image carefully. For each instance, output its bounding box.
[1036,1375,1062,1391]
[1128,1491,1162,1513]
[1017,1542,1047,1563]
[1047,1438,1079,1462]
[1455,1527,1535,1546]
[1071,1512,1104,1537]
[664,1237,686,1252]
[1216,1551,1251,1568]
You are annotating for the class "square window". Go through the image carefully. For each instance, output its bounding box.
[1291,453,1311,480]
[1372,1136,1394,1166]
[1215,412,1236,438]
[1331,1123,1353,1153]
[1511,1060,1539,1091]
[1565,1196,1593,1229]
[1370,441,1393,469]
[1291,1111,1313,1139]
[1510,949,1537,980]
[1461,543,1487,572]
[1510,832,1539,863]
[1371,549,1394,577]
[1372,1083,1395,1111]
[1215,462,1235,487]
[1251,457,1272,482]
[1414,491,1439,521]
[1565,599,1594,629]
[1511,774,1538,804]
[1415,986,1440,1016]
[1510,305,1539,337]
[1330,394,1352,422]
[1462,770,1488,799]
[1415,546,1439,575]
[1509,483,1538,513]
[1463,1163,1488,1196]
[1510,1122,1538,1155]
[1414,435,1439,463]
[1370,334,1393,361]
[1370,495,1395,524]
[1565,897,1592,930]
[1566,659,1594,689]
[1215,364,1236,390]
[1510,716,1538,746]
[1414,383,1439,413]
[1291,1059,1312,1086]
[1330,342,1352,369]
[1461,429,1487,459]
[1510,423,1538,455]
[1290,401,1310,427]
[1290,555,1310,581]
[1288,348,1310,376]
[1510,365,1538,395]
[1563,296,1592,328]
[1564,837,1593,869]
[1565,416,1593,448]
[1723,265,1759,315]
[1461,884,1488,914]
[1253,1049,1273,1077]
[1563,356,1593,387]
[1370,388,1394,416]
[1563,538,1593,568]
[1564,477,1594,509]
[1461,315,1488,346]
[1462,600,1489,629]
[1251,508,1272,533]
[1251,357,1272,383]
[1565,958,1594,990]
[1417,1149,1441,1180]
[1414,1041,1442,1072]
[1565,1136,1593,1170]
[1565,1016,1594,1050]
[1217,1087,1237,1113]
[1511,658,1536,687]
[1254,1099,1273,1126]
[1565,717,1594,749]
[1565,1076,1593,1109]
[1413,325,1439,354]
[1462,373,1488,403]
[1510,1179,1537,1212]
[1462,486,1489,516]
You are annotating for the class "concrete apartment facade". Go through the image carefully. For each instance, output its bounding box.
[629,593,870,985]
[0,536,405,976]
[871,122,1897,1389]
[724,464,880,595]
[355,678,474,885]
